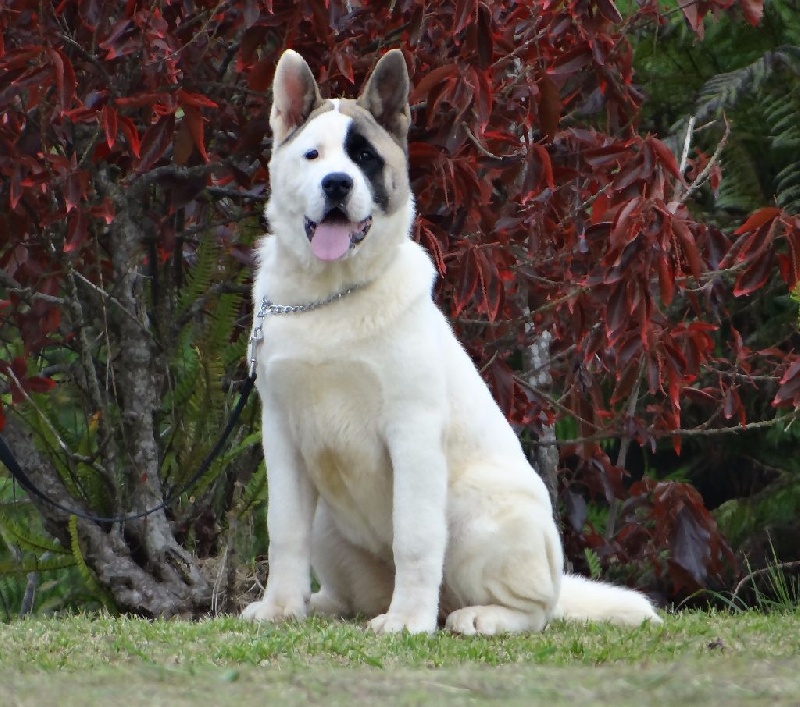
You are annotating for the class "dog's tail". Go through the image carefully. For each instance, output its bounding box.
[552,574,662,626]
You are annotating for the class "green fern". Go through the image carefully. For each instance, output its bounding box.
[0,555,76,575]
[716,136,766,213]
[693,52,776,123]
[767,87,800,213]
[160,228,258,535]
[688,47,800,215]
[584,547,603,580]
[0,517,70,557]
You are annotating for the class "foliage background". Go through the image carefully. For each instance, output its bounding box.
[0,0,799,618]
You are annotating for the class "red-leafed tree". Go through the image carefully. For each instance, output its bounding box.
[1,0,798,616]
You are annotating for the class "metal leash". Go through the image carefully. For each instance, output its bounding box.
[248,281,368,376]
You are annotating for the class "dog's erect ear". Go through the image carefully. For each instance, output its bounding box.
[270,49,323,146]
[357,49,411,147]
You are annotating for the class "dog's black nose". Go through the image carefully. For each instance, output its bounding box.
[322,172,353,202]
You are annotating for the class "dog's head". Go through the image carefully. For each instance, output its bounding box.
[265,49,413,264]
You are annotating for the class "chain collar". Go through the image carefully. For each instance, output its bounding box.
[248,281,368,377]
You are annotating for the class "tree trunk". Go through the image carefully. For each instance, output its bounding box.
[2,419,210,617]
[1,175,212,618]
[526,329,560,521]
[105,186,211,611]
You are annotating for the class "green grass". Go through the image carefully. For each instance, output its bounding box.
[1,611,799,705]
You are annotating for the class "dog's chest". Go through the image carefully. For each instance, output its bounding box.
[266,354,394,549]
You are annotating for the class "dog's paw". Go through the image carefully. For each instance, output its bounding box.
[368,610,437,635]
[241,596,307,623]
[445,605,546,635]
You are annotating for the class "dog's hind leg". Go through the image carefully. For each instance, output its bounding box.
[442,487,563,635]
[309,501,394,618]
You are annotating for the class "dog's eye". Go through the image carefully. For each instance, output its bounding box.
[304,149,319,160]
[357,148,376,163]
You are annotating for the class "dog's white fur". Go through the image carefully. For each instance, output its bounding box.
[241,49,661,634]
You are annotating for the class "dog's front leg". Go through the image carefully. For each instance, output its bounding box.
[242,404,317,623]
[369,411,447,634]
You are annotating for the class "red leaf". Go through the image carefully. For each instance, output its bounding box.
[454,0,477,34]
[173,120,193,166]
[176,88,218,109]
[673,219,703,280]
[607,282,627,338]
[91,198,115,224]
[611,197,641,250]
[670,503,711,585]
[115,93,165,108]
[678,0,703,36]
[595,0,623,23]
[734,206,781,235]
[455,247,479,317]
[610,362,640,405]
[470,66,493,132]
[101,105,118,149]
[247,55,273,93]
[487,358,515,418]
[537,75,560,142]
[39,305,61,337]
[548,49,591,76]
[658,256,675,306]
[117,114,141,158]
[739,0,764,26]
[475,3,493,69]
[733,249,773,297]
[184,107,209,162]
[773,360,800,408]
[475,249,502,322]
[26,376,56,394]
[50,48,76,112]
[65,210,88,253]
[9,163,22,210]
[63,170,88,212]
[333,51,354,84]
[410,63,459,103]
[136,114,175,173]
[532,143,554,189]
[649,137,682,180]
[100,18,134,59]
[785,228,800,287]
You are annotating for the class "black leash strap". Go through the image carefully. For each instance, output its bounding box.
[0,374,256,524]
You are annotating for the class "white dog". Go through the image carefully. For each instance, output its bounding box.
[242,49,661,634]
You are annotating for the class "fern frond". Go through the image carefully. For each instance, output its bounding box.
[0,518,69,556]
[695,53,776,122]
[716,137,766,212]
[177,236,220,317]
[68,517,96,591]
[0,555,76,575]
[764,87,800,214]
[237,459,267,517]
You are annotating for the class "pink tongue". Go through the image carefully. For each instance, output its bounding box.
[310,223,352,261]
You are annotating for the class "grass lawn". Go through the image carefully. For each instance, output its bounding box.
[1,610,799,705]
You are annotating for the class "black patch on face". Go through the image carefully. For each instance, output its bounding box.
[344,124,389,212]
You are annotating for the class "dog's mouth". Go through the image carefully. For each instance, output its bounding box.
[304,208,372,261]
